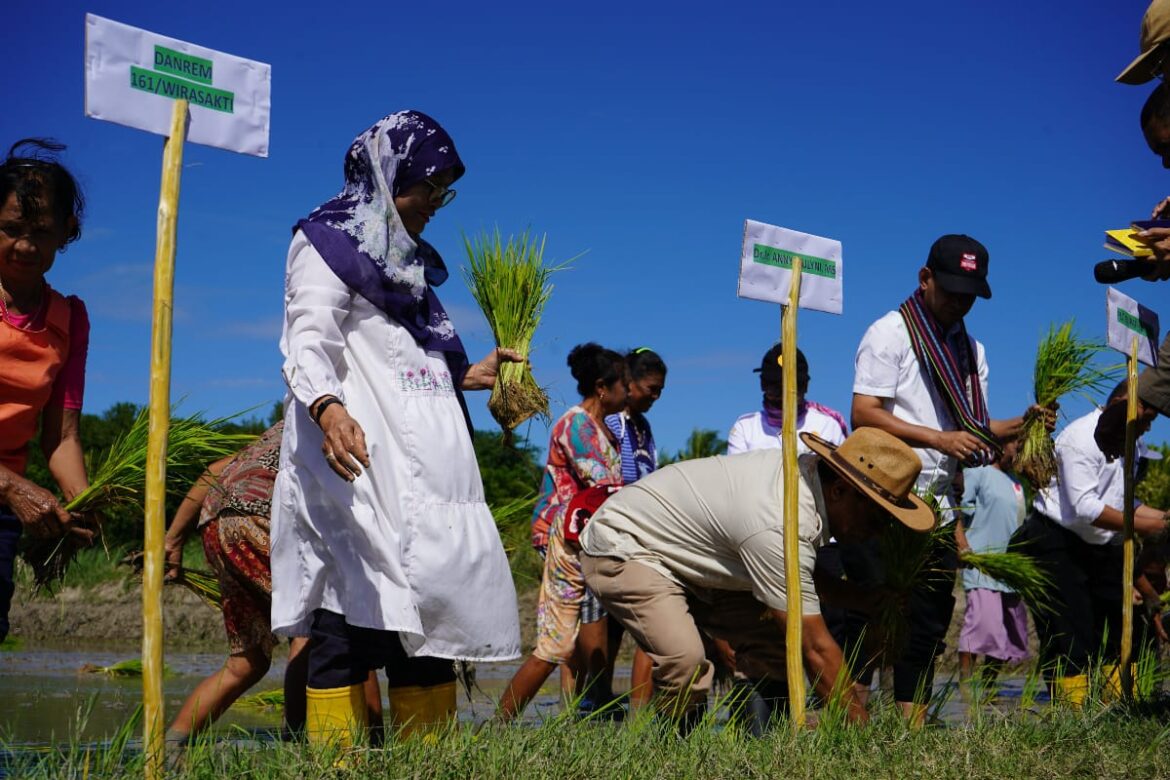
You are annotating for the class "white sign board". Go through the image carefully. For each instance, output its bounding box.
[85,14,271,157]
[1107,287,1160,367]
[737,220,843,314]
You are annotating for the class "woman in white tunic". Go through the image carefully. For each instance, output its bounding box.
[270,111,521,744]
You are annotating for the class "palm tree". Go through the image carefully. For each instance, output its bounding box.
[659,428,728,465]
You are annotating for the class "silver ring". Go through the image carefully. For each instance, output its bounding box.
[325,453,337,462]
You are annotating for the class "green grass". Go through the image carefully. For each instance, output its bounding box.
[6,703,1170,779]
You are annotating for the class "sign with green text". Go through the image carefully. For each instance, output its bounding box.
[1106,287,1159,367]
[84,14,271,157]
[738,220,843,314]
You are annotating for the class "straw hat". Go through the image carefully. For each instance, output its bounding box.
[1117,0,1170,84]
[800,428,936,532]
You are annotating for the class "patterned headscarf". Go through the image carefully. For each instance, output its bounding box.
[295,110,469,385]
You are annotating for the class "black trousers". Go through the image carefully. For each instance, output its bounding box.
[307,609,455,690]
[1014,512,1123,677]
[816,542,850,649]
[839,534,958,704]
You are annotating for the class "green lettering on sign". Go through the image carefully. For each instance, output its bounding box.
[153,45,213,85]
[751,244,837,279]
[130,66,235,113]
[1118,309,1155,339]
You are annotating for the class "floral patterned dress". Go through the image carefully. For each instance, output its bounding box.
[530,406,622,664]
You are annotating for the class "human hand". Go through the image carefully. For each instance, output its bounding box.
[318,403,370,481]
[1130,228,1170,280]
[164,536,184,581]
[1025,403,1058,434]
[933,430,992,464]
[2,475,94,543]
[1152,196,1170,220]
[461,347,526,391]
[710,637,737,672]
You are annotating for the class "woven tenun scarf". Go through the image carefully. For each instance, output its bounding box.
[898,290,1001,465]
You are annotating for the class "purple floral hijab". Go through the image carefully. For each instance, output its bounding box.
[295,111,470,387]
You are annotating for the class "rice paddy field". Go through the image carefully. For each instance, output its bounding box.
[4,628,1170,780]
[3,681,1169,779]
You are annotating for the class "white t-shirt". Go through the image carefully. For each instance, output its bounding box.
[580,449,826,615]
[727,406,847,456]
[853,310,989,510]
[1032,408,1150,546]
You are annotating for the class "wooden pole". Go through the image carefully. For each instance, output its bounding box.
[781,257,805,728]
[1119,335,1139,701]
[143,99,187,779]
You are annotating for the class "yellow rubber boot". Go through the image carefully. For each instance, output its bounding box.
[1101,663,1139,702]
[306,684,369,748]
[388,681,457,740]
[1052,674,1089,708]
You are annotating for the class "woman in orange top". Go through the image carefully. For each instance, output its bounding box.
[0,139,95,642]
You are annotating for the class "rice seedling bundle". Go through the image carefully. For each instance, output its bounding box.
[81,659,171,677]
[873,507,949,661]
[236,688,285,710]
[463,230,572,442]
[22,409,256,588]
[175,568,223,610]
[67,409,257,516]
[959,549,1053,611]
[1016,322,1116,488]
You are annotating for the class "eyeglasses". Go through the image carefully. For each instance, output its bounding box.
[423,179,457,208]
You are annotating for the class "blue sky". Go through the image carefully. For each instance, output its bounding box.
[8,0,1170,453]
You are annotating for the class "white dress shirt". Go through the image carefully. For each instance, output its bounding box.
[726,406,847,457]
[854,310,989,511]
[1033,407,1150,546]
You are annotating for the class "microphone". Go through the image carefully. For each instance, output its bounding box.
[1094,259,1158,284]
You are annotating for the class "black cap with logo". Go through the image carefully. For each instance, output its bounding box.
[926,234,991,299]
[754,343,809,385]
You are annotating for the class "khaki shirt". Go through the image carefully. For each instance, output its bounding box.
[581,449,826,614]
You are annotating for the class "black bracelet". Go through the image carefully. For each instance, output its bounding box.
[312,396,343,425]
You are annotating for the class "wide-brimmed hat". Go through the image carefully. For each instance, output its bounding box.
[1118,0,1170,84]
[800,428,936,532]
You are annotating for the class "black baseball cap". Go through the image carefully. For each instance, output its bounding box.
[926,234,991,299]
[754,343,808,385]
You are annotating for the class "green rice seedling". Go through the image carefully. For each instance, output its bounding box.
[235,688,285,710]
[175,568,222,610]
[959,549,1053,611]
[66,408,257,515]
[80,658,174,677]
[489,491,541,582]
[1016,321,1117,488]
[22,409,256,588]
[462,229,576,442]
[874,492,950,661]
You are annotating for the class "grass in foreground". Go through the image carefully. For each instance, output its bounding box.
[7,700,1170,780]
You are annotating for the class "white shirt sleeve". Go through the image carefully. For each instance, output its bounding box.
[280,233,353,409]
[727,417,750,456]
[853,316,902,399]
[1056,443,1107,525]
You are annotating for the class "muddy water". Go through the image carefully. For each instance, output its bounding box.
[1,640,1051,746]
[0,641,565,745]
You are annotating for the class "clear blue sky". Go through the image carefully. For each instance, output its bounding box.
[8,0,1170,452]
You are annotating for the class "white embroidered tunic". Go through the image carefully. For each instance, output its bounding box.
[270,232,521,661]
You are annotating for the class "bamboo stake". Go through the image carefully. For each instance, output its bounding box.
[1120,335,1138,701]
[143,99,187,779]
[782,257,805,729]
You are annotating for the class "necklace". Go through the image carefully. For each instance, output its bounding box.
[0,275,48,331]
